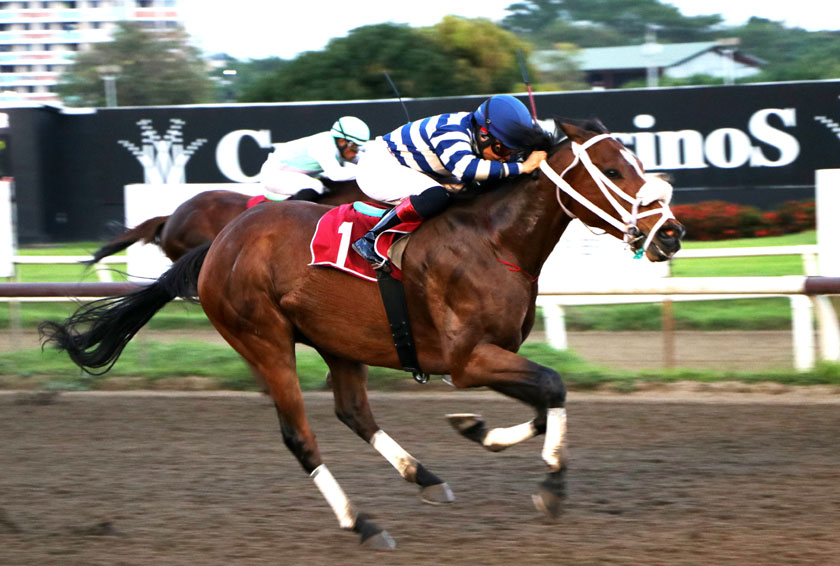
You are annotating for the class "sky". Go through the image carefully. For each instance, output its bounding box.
[179,0,840,61]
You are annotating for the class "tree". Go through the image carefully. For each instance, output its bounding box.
[501,0,722,47]
[239,18,535,103]
[240,23,452,102]
[733,19,840,82]
[57,22,213,107]
[429,16,534,94]
[501,0,840,88]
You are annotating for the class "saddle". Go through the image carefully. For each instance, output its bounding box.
[310,202,428,382]
[310,202,421,281]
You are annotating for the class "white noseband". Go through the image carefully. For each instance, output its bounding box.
[539,133,675,254]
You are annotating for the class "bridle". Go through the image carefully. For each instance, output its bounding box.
[538,133,675,255]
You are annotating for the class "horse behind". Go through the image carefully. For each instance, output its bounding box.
[41,118,684,549]
[86,180,366,263]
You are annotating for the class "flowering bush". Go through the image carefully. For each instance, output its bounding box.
[669,200,815,241]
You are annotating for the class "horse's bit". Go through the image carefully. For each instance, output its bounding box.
[538,134,675,255]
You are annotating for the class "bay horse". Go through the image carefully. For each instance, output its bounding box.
[40,118,684,549]
[86,180,366,263]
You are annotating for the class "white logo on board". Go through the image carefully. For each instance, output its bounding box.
[117,118,207,184]
[615,108,801,170]
[814,96,840,142]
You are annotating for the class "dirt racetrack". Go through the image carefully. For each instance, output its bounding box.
[2,390,839,565]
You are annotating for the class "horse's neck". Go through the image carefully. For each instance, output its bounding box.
[484,173,571,279]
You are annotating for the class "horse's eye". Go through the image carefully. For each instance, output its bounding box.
[603,168,621,179]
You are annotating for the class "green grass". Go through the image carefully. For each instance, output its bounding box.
[562,297,794,332]
[12,264,129,283]
[5,341,839,392]
[9,241,129,283]
[0,301,215,331]
[17,241,111,255]
[2,231,837,388]
[682,231,816,248]
[672,231,816,278]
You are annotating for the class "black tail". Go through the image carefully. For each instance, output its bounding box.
[39,243,211,375]
[83,216,168,266]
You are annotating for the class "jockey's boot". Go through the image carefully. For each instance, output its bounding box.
[352,186,453,268]
[352,206,403,267]
[287,188,321,201]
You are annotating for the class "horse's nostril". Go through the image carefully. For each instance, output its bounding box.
[659,229,676,242]
[659,224,685,242]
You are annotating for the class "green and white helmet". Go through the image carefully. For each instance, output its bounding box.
[330,116,370,144]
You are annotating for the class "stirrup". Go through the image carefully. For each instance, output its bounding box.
[352,237,389,270]
[413,372,430,384]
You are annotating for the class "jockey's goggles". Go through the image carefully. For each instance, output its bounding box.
[478,127,516,160]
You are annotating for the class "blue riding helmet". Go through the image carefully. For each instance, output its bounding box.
[473,94,534,150]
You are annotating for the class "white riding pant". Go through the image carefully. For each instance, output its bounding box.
[260,167,326,200]
[356,139,439,204]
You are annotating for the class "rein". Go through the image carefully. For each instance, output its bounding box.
[486,216,537,282]
[539,134,675,255]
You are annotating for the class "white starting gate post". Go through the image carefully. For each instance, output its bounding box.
[814,169,840,362]
[0,179,13,278]
[816,169,840,277]
[536,220,670,350]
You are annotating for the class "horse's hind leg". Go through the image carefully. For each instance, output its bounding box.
[215,326,395,548]
[322,354,454,505]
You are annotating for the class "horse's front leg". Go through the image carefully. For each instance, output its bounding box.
[322,353,455,505]
[446,410,546,452]
[448,342,568,517]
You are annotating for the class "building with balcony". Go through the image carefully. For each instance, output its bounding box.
[0,0,181,103]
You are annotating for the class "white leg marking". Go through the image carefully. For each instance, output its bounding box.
[371,429,418,480]
[483,420,538,451]
[541,408,568,472]
[311,464,355,529]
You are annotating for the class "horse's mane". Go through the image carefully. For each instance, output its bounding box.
[456,116,609,198]
[511,121,557,153]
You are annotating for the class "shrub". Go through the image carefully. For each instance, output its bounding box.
[670,199,815,240]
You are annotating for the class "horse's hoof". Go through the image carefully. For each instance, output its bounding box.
[532,489,563,519]
[445,413,488,444]
[354,513,396,549]
[360,530,397,550]
[421,482,455,505]
[533,467,567,519]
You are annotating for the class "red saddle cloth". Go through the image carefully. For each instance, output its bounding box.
[247,195,269,208]
[310,202,420,281]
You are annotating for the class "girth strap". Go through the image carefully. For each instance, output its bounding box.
[375,269,430,384]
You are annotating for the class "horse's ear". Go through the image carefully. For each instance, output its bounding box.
[557,121,588,143]
[556,118,610,142]
[589,118,609,134]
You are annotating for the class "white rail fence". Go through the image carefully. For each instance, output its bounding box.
[3,254,840,371]
[537,278,840,372]
[3,171,839,371]
[537,244,840,371]
[10,255,125,284]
